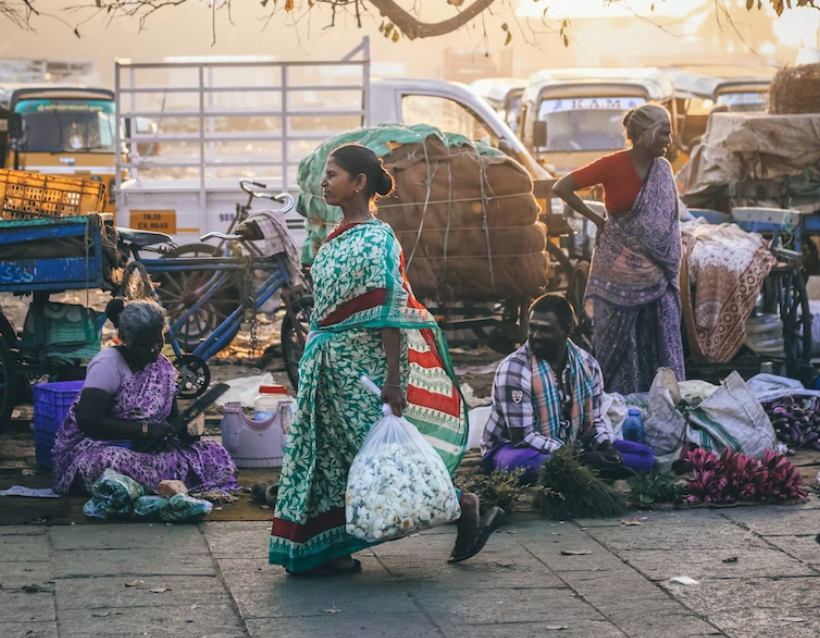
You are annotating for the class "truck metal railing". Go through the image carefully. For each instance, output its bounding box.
[114,37,370,224]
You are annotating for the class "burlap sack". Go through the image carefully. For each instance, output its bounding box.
[374,139,547,300]
[393,222,547,259]
[406,251,549,301]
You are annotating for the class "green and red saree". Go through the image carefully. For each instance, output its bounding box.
[269,219,468,572]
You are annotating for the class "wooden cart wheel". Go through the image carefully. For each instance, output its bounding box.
[0,333,17,427]
[281,295,313,390]
[568,261,595,354]
[155,244,240,353]
[775,266,813,383]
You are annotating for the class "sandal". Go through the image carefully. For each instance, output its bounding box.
[287,559,362,578]
[448,506,505,564]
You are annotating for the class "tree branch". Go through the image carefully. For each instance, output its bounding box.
[367,0,497,39]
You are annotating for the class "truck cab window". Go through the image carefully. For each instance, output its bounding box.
[402,95,497,147]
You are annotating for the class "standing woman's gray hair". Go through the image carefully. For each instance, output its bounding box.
[623,104,671,150]
[106,298,168,345]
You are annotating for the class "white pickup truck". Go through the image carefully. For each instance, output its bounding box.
[114,38,551,250]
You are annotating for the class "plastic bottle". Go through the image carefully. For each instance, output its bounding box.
[254,385,289,421]
[622,408,645,444]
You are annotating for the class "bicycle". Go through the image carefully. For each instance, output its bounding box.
[118,193,312,397]
[149,180,294,352]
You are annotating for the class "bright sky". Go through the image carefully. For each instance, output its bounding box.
[515,0,708,19]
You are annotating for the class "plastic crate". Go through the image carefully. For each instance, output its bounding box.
[33,380,84,468]
[0,169,106,221]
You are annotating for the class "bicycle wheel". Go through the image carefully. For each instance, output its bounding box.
[281,295,313,390]
[155,243,241,353]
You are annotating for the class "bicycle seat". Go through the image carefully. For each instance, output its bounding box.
[116,227,173,248]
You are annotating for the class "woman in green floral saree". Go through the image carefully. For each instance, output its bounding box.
[269,144,503,576]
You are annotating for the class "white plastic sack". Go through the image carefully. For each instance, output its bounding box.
[686,371,777,460]
[601,393,628,440]
[467,407,492,450]
[346,403,461,543]
[644,368,688,460]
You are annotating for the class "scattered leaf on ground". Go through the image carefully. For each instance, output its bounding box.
[91,612,110,618]
[722,557,738,563]
[323,608,342,614]
[621,519,642,526]
[150,588,168,594]
[669,576,700,585]
[21,584,42,593]
[260,505,270,510]
[780,617,806,623]
[546,625,568,630]
[125,580,139,587]
[560,550,592,556]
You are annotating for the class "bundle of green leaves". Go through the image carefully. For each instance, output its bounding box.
[534,446,629,520]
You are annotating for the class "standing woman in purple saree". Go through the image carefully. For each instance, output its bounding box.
[552,104,685,394]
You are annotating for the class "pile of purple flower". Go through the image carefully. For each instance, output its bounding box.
[685,448,808,504]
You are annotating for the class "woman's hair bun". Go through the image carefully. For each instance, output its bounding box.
[622,108,635,129]
[105,297,126,329]
[375,167,394,197]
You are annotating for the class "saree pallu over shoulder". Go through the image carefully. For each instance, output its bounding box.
[585,158,682,310]
[270,219,468,573]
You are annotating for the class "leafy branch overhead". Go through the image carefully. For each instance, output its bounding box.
[1,0,817,42]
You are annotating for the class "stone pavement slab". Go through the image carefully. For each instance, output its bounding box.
[5,506,820,637]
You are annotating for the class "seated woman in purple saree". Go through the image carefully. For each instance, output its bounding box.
[552,104,685,395]
[52,299,238,495]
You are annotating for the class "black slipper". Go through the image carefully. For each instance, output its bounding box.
[286,559,362,578]
[448,506,505,564]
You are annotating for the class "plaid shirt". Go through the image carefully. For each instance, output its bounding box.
[481,342,614,455]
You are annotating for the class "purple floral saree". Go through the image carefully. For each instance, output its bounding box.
[52,354,237,495]
[584,157,685,394]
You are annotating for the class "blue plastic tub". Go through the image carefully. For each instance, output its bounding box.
[33,380,85,468]
[33,379,137,467]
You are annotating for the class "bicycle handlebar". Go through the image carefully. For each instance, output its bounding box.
[240,179,268,194]
[201,231,243,242]
[238,180,295,212]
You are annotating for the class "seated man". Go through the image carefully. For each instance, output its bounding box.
[481,294,653,483]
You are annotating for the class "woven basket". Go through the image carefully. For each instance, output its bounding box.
[768,64,820,115]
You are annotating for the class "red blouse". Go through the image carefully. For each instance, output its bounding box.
[571,150,644,214]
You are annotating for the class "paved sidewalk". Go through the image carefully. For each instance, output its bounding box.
[4,503,820,638]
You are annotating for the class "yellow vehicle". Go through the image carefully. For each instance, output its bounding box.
[469,78,528,135]
[519,68,678,180]
[668,67,774,151]
[1,86,120,214]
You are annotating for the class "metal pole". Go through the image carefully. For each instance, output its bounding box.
[208,66,215,182]
[362,36,371,128]
[282,65,288,191]
[199,65,207,230]
[114,63,122,217]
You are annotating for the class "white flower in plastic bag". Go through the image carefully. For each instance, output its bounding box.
[346,395,461,543]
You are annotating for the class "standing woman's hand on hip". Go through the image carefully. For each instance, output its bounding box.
[381,383,407,417]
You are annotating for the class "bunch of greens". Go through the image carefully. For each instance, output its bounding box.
[534,446,628,520]
[627,471,687,508]
[455,468,528,517]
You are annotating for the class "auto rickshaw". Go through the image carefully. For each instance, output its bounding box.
[469,78,528,135]
[667,66,774,151]
[519,67,679,183]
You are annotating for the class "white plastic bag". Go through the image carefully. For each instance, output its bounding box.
[345,378,461,543]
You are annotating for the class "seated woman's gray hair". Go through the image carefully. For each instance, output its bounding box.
[118,300,168,344]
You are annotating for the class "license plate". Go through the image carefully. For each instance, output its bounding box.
[130,210,177,233]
